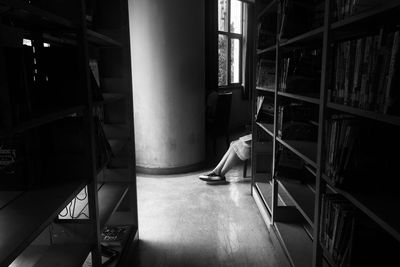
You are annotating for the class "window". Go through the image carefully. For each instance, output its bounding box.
[218,0,243,87]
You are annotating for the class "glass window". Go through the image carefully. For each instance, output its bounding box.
[231,38,240,83]
[218,0,244,87]
[230,0,242,34]
[218,0,228,32]
[218,34,228,86]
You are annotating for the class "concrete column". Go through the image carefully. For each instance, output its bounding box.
[128,0,205,173]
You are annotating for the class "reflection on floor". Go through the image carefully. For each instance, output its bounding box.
[127,163,291,267]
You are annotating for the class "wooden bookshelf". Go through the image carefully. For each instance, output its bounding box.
[256,0,278,20]
[256,86,275,93]
[278,178,315,226]
[278,91,320,105]
[331,1,400,32]
[321,175,400,242]
[275,222,313,267]
[0,0,137,266]
[251,0,400,266]
[256,122,274,137]
[276,138,318,168]
[87,29,122,47]
[327,102,400,126]
[280,26,324,47]
[0,0,76,29]
[98,183,130,229]
[0,181,86,266]
[257,44,277,55]
[0,105,85,138]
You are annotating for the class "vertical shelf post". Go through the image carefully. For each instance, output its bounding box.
[271,0,281,225]
[313,0,332,266]
[76,0,101,265]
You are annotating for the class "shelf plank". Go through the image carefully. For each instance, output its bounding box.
[0,181,86,266]
[327,102,400,126]
[252,184,272,229]
[255,182,273,214]
[94,93,125,106]
[87,29,122,47]
[331,1,400,31]
[9,245,48,267]
[278,179,315,226]
[0,105,85,138]
[0,191,23,209]
[32,244,90,267]
[278,91,320,105]
[275,222,313,267]
[280,26,324,47]
[257,0,278,19]
[109,139,128,156]
[257,44,277,55]
[0,0,75,29]
[256,86,275,93]
[277,138,318,168]
[98,183,130,230]
[256,122,274,137]
[321,175,400,242]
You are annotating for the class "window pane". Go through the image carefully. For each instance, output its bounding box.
[230,0,242,34]
[218,34,228,86]
[218,0,228,32]
[231,38,240,83]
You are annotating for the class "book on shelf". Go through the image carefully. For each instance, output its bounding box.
[279,48,321,95]
[256,59,275,89]
[256,95,274,123]
[280,0,324,40]
[333,0,383,21]
[277,102,318,139]
[324,115,400,189]
[89,59,103,102]
[329,27,400,115]
[320,194,355,266]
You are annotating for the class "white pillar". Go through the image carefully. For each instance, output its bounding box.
[128,0,205,173]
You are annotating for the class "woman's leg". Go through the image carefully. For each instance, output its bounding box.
[212,145,242,176]
[211,146,233,175]
[219,148,241,176]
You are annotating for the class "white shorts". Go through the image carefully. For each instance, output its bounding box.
[231,139,251,161]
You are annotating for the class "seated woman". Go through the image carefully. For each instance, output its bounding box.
[199,134,251,182]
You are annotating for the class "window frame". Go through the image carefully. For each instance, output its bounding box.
[218,0,244,88]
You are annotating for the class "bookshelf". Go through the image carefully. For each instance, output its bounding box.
[251,0,400,266]
[0,0,137,266]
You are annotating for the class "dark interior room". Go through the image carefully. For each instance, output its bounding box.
[1,0,400,266]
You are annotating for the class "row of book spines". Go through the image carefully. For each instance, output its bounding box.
[320,194,355,266]
[329,29,400,114]
[333,0,381,21]
[324,116,358,185]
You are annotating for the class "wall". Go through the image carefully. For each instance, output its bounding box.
[128,0,205,172]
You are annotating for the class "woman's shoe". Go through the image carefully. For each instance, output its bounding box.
[199,172,226,182]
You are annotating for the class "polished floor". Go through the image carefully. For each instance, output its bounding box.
[128,163,291,267]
